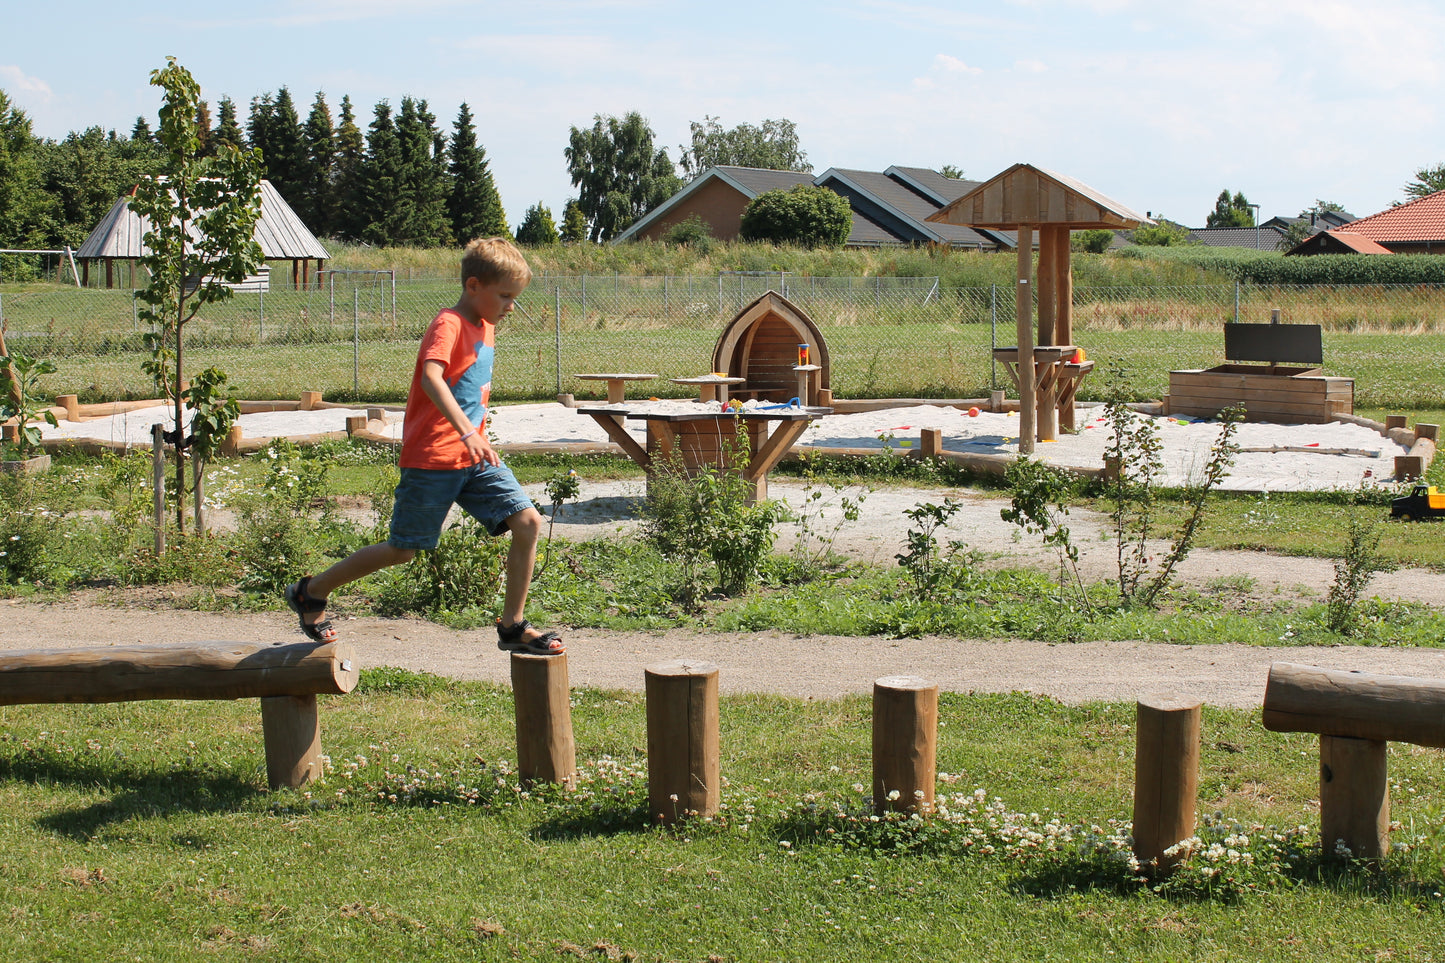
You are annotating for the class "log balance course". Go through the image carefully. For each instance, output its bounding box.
[0,640,358,790]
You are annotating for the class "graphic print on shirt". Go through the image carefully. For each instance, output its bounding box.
[449,338,494,427]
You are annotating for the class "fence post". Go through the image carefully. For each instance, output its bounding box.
[1233,281,1240,323]
[989,283,998,389]
[581,274,587,328]
[258,287,265,342]
[353,288,360,395]
[554,283,563,395]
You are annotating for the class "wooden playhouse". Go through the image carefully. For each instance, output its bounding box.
[710,291,831,406]
[1167,316,1353,423]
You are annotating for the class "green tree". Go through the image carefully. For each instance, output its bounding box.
[358,100,404,245]
[260,87,305,203]
[131,116,153,143]
[1204,189,1254,228]
[739,184,851,247]
[1131,221,1193,246]
[560,198,587,243]
[0,90,47,247]
[1403,163,1445,199]
[294,91,336,237]
[677,115,811,178]
[129,58,262,535]
[332,95,366,241]
[940,165,966,179]
[1300,199,1346,217]
[33,126,161,248]
[195,101,213,158]
[514,202,559,245]
[213,96,243,151]
[1071,229,1114,253]
[564,112,681,242]
[394,97,451,246]
[446,102,507,241]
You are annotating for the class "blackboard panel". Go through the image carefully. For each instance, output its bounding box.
[1224,323,1323,364]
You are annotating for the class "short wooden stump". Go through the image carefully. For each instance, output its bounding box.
[645,660,720,823]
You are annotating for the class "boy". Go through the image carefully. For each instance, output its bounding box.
[285,237,564,656]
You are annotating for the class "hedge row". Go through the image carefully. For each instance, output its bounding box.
[1121,246,1445,285]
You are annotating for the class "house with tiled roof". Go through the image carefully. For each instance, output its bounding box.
[613,164,1011,249]
[1320,191,1445,254]
[1286,230,1392,256]
[1185,225,1291,251]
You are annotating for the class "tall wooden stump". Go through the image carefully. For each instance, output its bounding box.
[645,660,720,823]
[1132,695,1201,871]
[1320,735,1389,860]
[510,652,576,790]
[260,694,322,789]
[872,676,938,816]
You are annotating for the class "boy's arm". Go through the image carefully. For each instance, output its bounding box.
[419,359,499,467]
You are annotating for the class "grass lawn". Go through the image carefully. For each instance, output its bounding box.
[2,675,1443,961]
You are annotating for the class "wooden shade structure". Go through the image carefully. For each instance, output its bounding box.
[926,164,1150,452]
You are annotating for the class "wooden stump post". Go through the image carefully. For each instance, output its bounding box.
[260,694,323,789]
[345,415,366,436]
[872,676,938,816]
[510,652,577,790]
[300,390,323,411]
[920,427,943,459]
[1132,695,1201,871]
[645,660,720,823]
[1320,735,1389,860]
[55,394,79,421]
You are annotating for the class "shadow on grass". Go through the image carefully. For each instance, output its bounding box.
[528,800,653,841]
[0,750,262,839]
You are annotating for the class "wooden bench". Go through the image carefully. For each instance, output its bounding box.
[1262,662,1445,859]
[711,291,831,406]
[0,640,358,789]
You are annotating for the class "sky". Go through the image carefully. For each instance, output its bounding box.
[5,0,1443,232]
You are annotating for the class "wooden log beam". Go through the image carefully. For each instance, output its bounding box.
[1132,695,1200,872]
[0,641,359,705]
[1262,662,1445,747]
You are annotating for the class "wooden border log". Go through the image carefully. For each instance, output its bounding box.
[1320,735,1389,860]
[1262,662,1445,748]
[1132,695,1200,871]
[0,641,358,705]
[872,676,938,815]
[645,659,720,823]
[510,652,577,790]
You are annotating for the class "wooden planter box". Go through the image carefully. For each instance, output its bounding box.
[1167,364,1353,424]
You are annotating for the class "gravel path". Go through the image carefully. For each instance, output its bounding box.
[3,479,1440,710]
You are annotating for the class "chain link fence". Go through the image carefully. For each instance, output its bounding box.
[3,277,1443,408]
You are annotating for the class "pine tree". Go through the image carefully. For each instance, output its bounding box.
[394,97,450,246]
[245,94,273,174]
[447,102,508,241]
[131,116,153,142]
[296,91,336,237]
[514,202,559,245]
[195,101,213,158]
[213,97,244,151]
[332,95,367,241]
[264,87,305,204]
[359,100,404,246]
[560,199,587,243]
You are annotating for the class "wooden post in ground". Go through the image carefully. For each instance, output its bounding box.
[151,423,166,556]
[1132,695,1201,871]
[510,652,577,790]
[920,428,942,459]
[872,676,938,816]
[55,394,79,421]
[345,415,366,436]
[1320,735,1389,860]
[1015,225,1036,454]
[300,390,323,411]
[645,660,720,823]
[261,694,323,789]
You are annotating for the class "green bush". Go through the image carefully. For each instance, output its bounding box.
[739,185,852,248]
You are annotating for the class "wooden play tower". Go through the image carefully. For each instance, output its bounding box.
[927,165,1150,454]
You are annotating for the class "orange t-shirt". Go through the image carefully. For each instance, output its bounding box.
[398,308,495,470]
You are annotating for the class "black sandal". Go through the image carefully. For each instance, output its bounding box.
[285,576,338,643]
[496,619,565,656]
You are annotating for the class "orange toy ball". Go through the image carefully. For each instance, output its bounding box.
[967,406,980,417]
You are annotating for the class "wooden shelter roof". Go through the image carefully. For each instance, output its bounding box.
[76,180,329,260]
[925,163,1151,230]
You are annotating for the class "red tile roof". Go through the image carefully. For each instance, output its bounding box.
[1338,190,1445,243]
[1324,231,1392,254]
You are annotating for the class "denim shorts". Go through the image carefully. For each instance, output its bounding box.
[388,462,534,549]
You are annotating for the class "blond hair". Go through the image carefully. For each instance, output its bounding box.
[461,237,532,287]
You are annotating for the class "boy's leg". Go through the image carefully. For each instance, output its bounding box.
[292,542,416,632]
[498,506,544,632]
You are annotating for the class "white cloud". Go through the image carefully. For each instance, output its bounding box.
[0,65,53,99]
[933,54,983,75]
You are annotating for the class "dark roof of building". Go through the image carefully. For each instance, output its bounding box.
[1185,226,1288,250]
[76,180,329,260]
[1335,190,1445,243]
[816,167,996,248]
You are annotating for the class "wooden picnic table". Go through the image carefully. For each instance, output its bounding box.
[577,401,830,503]
[671,374,747,405]
[574,372,659,404]
[991,346,1095,436]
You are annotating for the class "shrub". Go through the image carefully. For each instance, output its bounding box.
[661,214,714,250]
[739,185,852,248]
